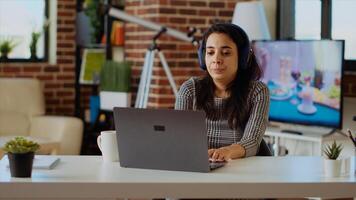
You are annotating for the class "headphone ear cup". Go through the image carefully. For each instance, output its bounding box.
[244,49,252,69]
[239,48,251,70]
[240,54,247,70]
[198,44,206,70]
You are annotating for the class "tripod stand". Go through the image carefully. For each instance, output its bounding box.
[135,28,178,108]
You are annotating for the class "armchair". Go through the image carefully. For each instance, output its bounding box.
[0,78,83,157]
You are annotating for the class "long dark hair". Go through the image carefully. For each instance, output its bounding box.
[196,23,262,129]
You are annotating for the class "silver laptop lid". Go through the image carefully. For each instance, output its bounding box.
[113,107,210,172]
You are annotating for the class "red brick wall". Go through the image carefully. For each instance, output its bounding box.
[0,0,76,115]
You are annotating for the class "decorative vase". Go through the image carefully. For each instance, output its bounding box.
[353,149,356,175]
[323,159,342,177]
[7,152,35,178]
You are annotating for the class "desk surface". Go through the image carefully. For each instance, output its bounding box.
[0,156,355,199]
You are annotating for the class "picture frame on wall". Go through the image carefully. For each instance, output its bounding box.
[79,48,106,85]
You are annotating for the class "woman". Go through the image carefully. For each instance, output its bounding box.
[175,23,270,161]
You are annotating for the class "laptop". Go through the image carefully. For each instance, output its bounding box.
[113,107,226,173]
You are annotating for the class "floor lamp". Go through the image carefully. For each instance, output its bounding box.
[232,0,273,154]
[232,0,271,40]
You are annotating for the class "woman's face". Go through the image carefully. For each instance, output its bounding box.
[205,33,238,85]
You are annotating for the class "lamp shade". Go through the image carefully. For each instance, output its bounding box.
[232,1,271,40]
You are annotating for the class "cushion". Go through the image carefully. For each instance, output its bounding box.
[0,78,45,116]
[0,112,30,136]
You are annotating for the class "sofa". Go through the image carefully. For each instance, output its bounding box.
[0,78,83,157]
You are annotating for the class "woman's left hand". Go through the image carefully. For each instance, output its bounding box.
[208,147,232,161]
[208,144,246,161]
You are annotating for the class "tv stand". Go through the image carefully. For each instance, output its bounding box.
[281,129,303,135]
[265,126,330,156]
[265,126,351,156]
[325,128,348,137]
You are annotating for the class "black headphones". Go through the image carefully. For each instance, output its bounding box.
[198,23,251,71]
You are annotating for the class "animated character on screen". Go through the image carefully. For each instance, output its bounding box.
[298,72,317,115]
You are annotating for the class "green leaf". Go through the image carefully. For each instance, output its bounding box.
[323,140,343,160]
[2,136,40,154]
[100,61,132,92]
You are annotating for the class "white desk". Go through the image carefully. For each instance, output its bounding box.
[0,156,355,199]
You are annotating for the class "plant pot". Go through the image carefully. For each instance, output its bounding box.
[354,149,356,175]
[0,54,8,61]
[30,53,38,61]
[350,149,356,175]
[7,152,35,178]
[99,91,131,110]
[323,159,342,177]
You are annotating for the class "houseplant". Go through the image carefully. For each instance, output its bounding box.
[29,31,42,60]
[2,137,40,177]
[29,20,49,60]
[99,60,132,110]
[323,140,343,177]
[0,39,17,61]
[84,0,104,43]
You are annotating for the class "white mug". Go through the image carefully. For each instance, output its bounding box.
[97,130,119,162]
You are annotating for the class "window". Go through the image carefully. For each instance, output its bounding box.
[332,0,356,60]
[295,0,321,39]
[279,0,356,71]
[0,0,48,61]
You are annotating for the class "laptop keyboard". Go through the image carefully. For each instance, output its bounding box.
[209,160,226,170]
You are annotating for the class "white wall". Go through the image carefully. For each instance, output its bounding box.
[262,0,277,39]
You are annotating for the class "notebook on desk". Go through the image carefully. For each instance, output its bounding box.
[113,107,226,173]
[2,155,60,170]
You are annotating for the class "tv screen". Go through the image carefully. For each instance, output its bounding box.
[252,40,344,128]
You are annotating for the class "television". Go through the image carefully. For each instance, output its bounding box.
[252,40,344,129]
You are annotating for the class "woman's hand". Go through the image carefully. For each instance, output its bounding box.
[208,147,232,161]
[208,144,246,161]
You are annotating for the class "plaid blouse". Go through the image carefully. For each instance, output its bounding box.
[174,77,270,157]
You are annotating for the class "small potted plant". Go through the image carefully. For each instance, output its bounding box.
[0,39,17,61]
[2,137,40,177]
[29,32,42,60]
[29,19,50,60]
[99,60,132,110]
[323,140,343,177]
